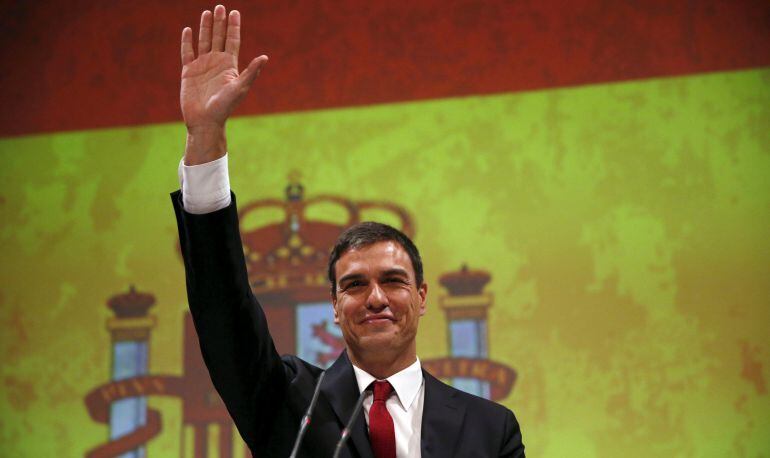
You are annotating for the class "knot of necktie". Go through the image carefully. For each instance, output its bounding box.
[372,380,394,402]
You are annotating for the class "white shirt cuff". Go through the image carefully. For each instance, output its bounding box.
[178,154,232,214]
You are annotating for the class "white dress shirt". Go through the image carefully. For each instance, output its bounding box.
[353,359,425,458]
[178,155,425,457]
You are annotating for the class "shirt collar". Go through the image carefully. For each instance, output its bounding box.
[352,357,424,412]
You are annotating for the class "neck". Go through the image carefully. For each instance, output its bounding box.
[346,345,417,379]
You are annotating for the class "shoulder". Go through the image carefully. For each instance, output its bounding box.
[423,370,525,457]
[281,354,324,384]
[423,370,512,416]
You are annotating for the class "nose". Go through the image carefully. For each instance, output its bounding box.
[366,282,389,311]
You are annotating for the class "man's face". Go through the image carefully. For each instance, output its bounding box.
[332,240,427,358]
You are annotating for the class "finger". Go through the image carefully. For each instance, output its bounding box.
[225,10,241,58]
[211,4,227,52]
[238,55,269,89]
[198,10,213,55]
[181,27,194,66]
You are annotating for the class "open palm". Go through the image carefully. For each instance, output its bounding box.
[180,6,267,130]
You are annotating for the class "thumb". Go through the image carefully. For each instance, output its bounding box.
[238,55,269,90]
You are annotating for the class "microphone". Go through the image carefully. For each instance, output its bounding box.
[289,371,326,458]
[331,389,367,458]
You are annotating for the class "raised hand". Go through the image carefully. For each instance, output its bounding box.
[180,5,268,165]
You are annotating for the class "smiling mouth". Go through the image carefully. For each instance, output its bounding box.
[362,315,395,324]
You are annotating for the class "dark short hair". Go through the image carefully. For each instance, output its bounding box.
[328,221,423,298]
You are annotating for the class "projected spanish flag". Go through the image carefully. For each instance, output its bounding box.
[1,1,768,457]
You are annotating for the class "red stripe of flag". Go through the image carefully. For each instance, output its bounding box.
[1,0,768,137]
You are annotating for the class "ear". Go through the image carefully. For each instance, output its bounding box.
[417,282,428,316]
[332,293,340,324]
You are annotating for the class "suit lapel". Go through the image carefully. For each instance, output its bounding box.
[321,351,374,458]
[420,371,466,458]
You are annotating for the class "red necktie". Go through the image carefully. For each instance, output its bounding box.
[369,381,396,458]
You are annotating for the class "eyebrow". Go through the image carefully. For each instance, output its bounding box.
[337,268,410,286]
[381,268,409,278]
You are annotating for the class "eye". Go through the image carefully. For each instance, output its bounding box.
[342,280,365,291]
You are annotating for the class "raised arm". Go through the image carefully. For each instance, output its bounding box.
[180,4,268,165]
[175,6,283,452]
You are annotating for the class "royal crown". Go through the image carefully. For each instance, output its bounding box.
[107,285,155,318]
[239,173,414,294]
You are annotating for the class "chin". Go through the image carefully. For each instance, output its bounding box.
[356,333,400,350]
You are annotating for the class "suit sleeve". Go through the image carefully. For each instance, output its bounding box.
[171,190,287,451]
[499,408,525,457]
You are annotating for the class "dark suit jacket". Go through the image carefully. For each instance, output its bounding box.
[172,191,525,457]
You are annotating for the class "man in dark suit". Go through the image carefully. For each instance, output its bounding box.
[174,5,524,457]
